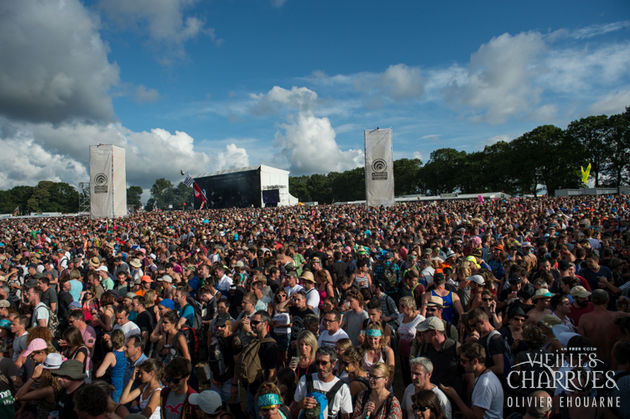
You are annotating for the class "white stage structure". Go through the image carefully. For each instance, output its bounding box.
[364,128,395,207]
[89,144,127,218]
[194,164,298,208]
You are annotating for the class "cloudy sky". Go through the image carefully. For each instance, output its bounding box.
[1,0,629,191]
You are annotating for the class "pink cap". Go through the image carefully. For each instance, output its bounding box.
[23,338,47,357]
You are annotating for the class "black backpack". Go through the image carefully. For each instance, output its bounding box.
[381,264,397,291]
[486,329,514,379]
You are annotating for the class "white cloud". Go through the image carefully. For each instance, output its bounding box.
[251,86,318,115]
[274,111,363,175]
[0,132,88,189]
[134,85,159,103]
[445,32,545,124]
[215,144,250,171]
[0,118,242,189]
[540,43,630,93]
[98,0,219,47]
[563,20,630,40]
[589,89,630,115]
[0,0,119,123]
[382,64,423,100]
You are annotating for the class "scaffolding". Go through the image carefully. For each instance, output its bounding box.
[78,182,90,213]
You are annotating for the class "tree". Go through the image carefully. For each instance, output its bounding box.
[393,158,422,195]
[420,148,466,194]
[565,115,608,187]
[603,110,630,188]
[127,186,143,210]
[150,178,173,210]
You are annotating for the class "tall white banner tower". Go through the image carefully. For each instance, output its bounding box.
[364,128,395,207]
[89,144,127,218]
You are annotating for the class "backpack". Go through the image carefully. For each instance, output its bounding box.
[38,303,59,338]
[486,329,514,379]
[178,326,200,364]
[381,264,397,291]
[305,373,347,419]
[185,298,203,330]
[239,336,276,384]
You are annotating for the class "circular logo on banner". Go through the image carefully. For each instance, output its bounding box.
[94,173,108,186]
[372,159,387,172]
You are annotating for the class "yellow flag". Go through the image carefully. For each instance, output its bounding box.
[580,163,591,185]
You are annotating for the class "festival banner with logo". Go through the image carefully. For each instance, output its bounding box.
[364,128,395,207]
[89,144,127,219]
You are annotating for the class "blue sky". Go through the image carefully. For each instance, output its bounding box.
[0,0,629,191]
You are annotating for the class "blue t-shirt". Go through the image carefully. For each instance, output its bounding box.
[179,304,195,327]
[69,279,83,302]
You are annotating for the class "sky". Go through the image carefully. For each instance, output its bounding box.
[1,0,629,195]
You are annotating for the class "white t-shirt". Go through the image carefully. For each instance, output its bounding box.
[216,274,233,292]
[32,303,50,327]
[294,373,353,418]
[401,384,452,419]
[305,288,320,316]
[285,284,304,297]
[397,313,425,342]
[471,371,503,419]
[318,328,350,348]
[114,321,142,340]
[272,312,291,334]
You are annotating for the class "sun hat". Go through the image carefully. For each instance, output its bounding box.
[42,353,63,369]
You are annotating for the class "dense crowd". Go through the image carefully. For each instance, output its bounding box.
[0,195,629,419]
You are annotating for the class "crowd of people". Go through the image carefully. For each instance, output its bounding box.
[0,195,629,419]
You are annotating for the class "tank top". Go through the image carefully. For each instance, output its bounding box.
[354,272,369,288]
[363,349,384,369]
[432,289,455,322]
[139,383,162,419]
[111,350,126,402]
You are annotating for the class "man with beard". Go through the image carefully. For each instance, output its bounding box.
[208,313,242,414]
[569,286,594,325]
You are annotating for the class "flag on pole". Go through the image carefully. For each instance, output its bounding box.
[183,174,194,187]
[193,182,207,203]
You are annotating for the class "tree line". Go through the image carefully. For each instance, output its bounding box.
[0,109,628,213]
[290,108,630,203]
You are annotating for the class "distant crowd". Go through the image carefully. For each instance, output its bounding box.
[0,195,629,419]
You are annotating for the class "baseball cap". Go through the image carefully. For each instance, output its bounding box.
[417,317,445,333]
[141,275,153,283]
[0,299,10,308]
[95,266,108,272]
[467,275,485,285]
[158,274,173,283]
[570,286,591,299]
[159,299,175,310]
[188,390,222,415]
[23,338,48,357]
[533,289,554,300]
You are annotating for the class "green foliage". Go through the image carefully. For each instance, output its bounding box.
[146,179,192,210]
[0,181,79,214]
[288,109,630,201]
[127,186,143,210]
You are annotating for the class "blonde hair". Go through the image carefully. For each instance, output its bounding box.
[361,322,386,351]
[371,362,392,380]
[296,330,318,360]
[399,296,416,311]
[335,338,353,354]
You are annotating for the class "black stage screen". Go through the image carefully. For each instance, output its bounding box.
[194,168,261,209]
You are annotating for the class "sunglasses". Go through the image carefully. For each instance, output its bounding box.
[323,318,336,323]
[316,360,330,366]
[426,307,438,312]
[368,374,385,380]
[414,406,430,413]
[250,320,261,326]
[483,298,494,302]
